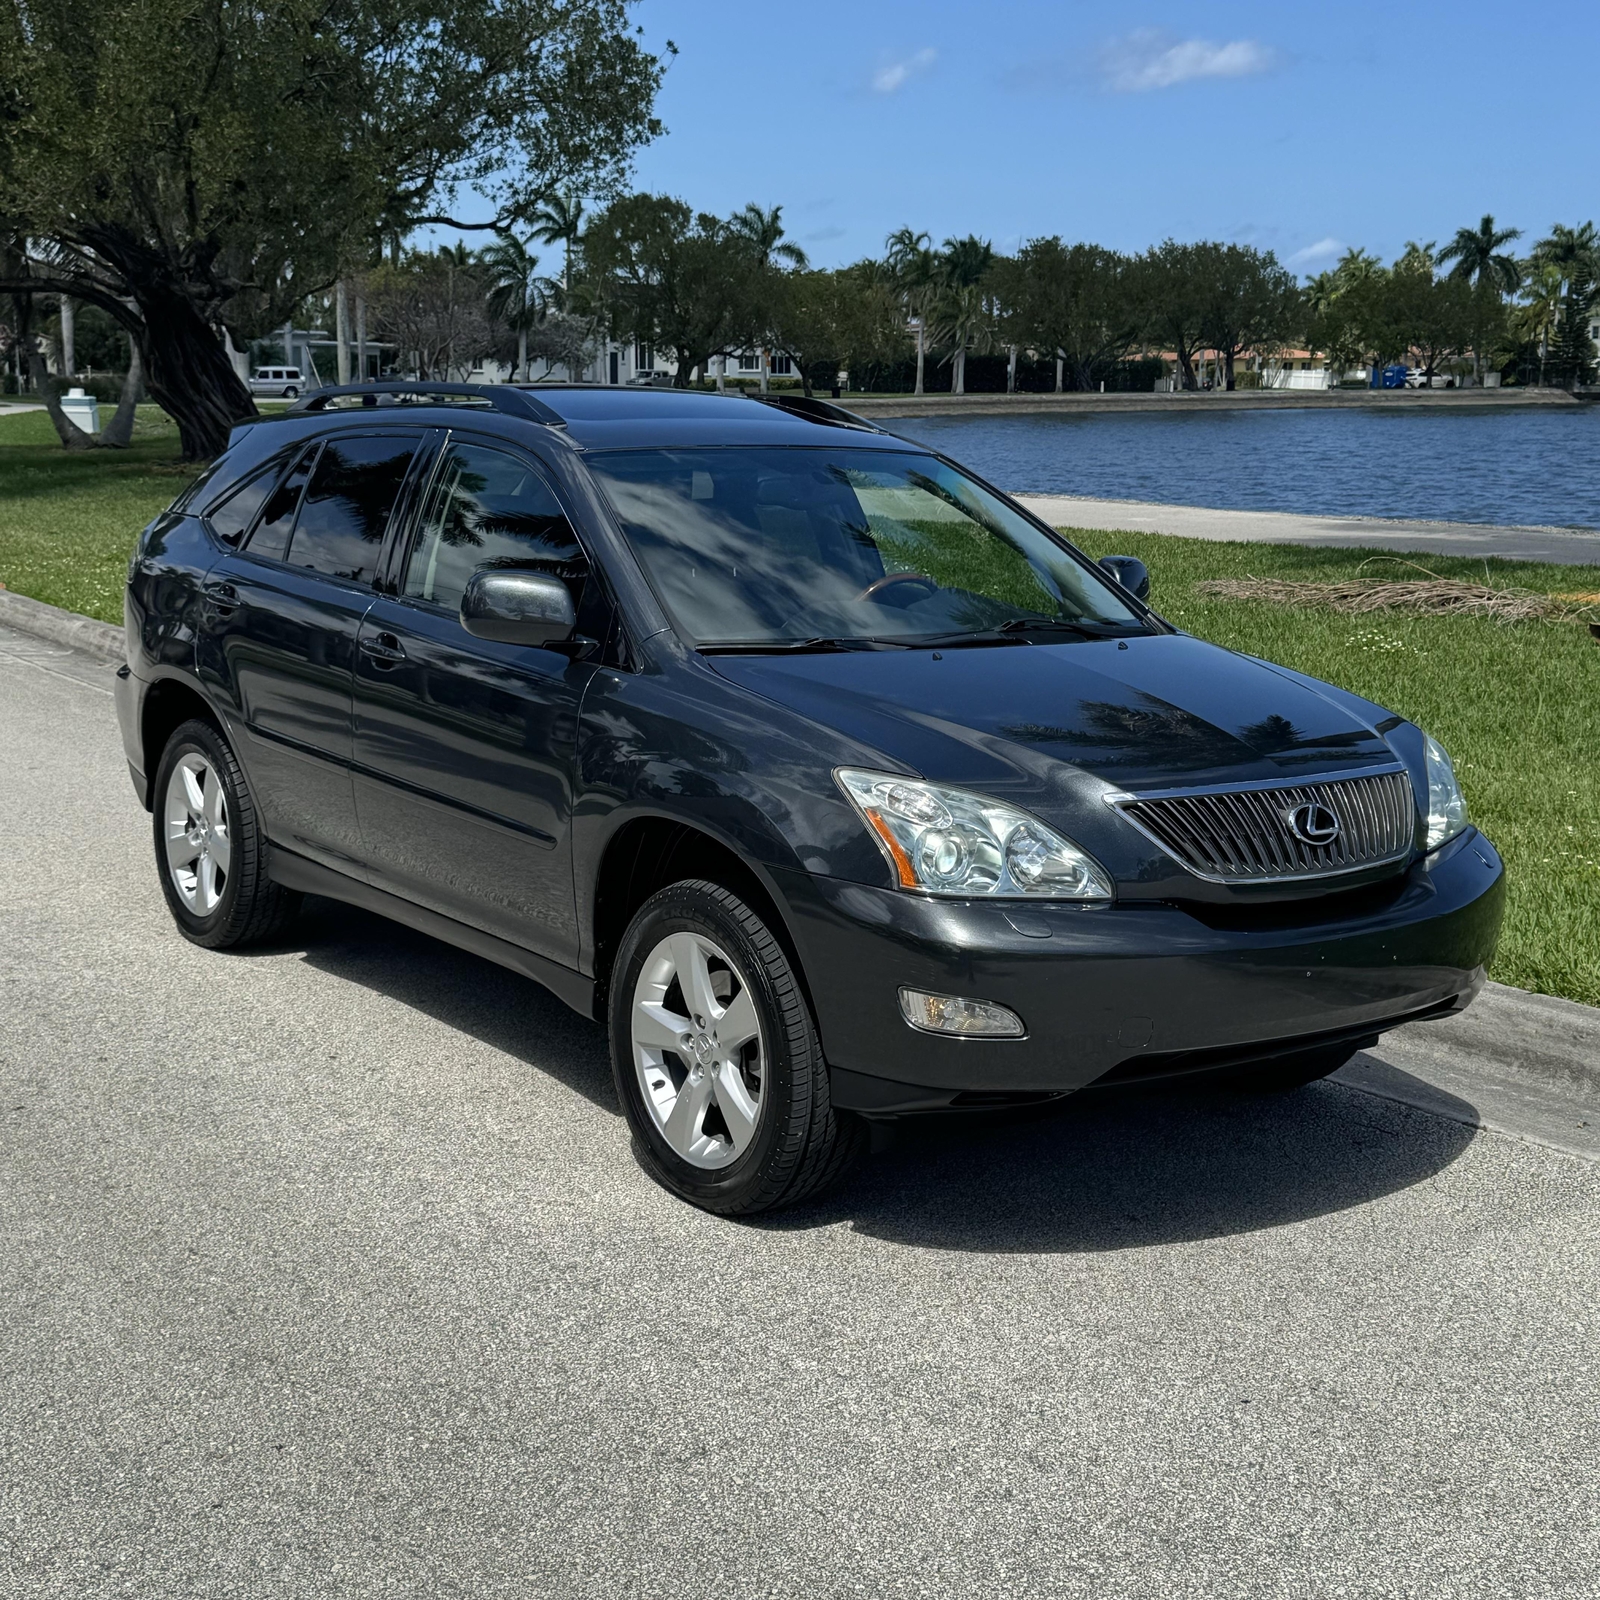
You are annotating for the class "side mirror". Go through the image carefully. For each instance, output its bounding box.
[460,569,577,647]
[1098,555,1150,603]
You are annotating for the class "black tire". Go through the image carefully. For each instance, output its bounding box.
[151,717,301,949]
[282,386,299,400]
[609,880,864,1216]
[1220,1042,1360,1093]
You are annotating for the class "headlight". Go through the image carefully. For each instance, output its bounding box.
[1421,733,1469,850]
[835,769,1114,901]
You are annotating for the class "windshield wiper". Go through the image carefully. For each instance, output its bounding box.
[907,618,1137,648]
[697,636,909,655]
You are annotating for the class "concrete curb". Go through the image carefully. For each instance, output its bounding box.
[0,589,124,663]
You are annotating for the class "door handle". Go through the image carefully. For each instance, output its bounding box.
[202,580,240,615]
[359,632,407,666]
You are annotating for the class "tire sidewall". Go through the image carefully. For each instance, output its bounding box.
[609,885,811,1210]
[152,721,246,945]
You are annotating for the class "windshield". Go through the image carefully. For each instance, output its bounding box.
[587,447,1145,648]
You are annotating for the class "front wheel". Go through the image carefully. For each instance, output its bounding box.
[609,880,864,1215]
[152,718,301,949]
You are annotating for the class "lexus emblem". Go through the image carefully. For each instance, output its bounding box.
[1286,801,1341,846]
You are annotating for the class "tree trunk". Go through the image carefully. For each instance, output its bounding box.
[953,346,965,395]
[1224,349,1236,390]
[759,349,769,393]
[914,324,925,395]
[25,341,94,451]
[1007,345,1017,393]
[98,343,144,449]
[60,295,75,379]
[335,280,351,385]
[131,285,257,459]
[355,288,368,381]
[1055,354,1063,393]
[517,326,527,381]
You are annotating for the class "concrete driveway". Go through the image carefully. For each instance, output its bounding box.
[2,625,1596,1599]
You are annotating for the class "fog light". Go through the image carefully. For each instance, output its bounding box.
[898,987,1025,1038]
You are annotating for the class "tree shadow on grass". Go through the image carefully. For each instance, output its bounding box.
[269,897,1480,1255]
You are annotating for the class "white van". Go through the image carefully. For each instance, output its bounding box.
[248,367,304,398]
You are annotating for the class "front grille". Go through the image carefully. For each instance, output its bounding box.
[1113,769,1416,883]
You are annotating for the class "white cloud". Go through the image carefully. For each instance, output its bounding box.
[1288,237,1345,270]
[1101,30,1274,93]
[872,47,936,94]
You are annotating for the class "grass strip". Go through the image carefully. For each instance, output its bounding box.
[0,407,192,623]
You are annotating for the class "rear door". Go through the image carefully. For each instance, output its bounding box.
[195,428,427,874]
[351,433,609,967]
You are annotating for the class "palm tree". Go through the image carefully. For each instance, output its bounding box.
[729,203,808,269]
[885,227,936,394]
[481,234,551,381]
[528,192,587,292]
[1529,222,1599,290]
[1438,214,1523,294]
[932,235,996,395]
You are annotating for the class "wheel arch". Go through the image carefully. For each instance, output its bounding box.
[138,675,229,810]
[589,813,816,1025]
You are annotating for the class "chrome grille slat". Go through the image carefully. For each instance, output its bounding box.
[1116,770,1415,884]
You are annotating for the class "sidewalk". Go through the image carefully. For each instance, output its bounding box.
[1014,493,1600,566]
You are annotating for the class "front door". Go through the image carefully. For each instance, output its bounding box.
[351,435,605,968]
[195,429,425,873]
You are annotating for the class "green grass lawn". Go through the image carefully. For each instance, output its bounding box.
[0,407,1593,1003]
[0,406,194,622]
[1066,527,1600,1006]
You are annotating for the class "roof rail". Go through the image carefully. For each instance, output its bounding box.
[744,392,885,432]
[285,381,566,427]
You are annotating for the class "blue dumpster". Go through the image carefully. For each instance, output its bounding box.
[1381,363,1407,389]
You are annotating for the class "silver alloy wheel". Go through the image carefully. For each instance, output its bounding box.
[631,931,765,1170]
[163,751,231,915]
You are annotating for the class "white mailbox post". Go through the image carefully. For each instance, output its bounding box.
[61,386,102,435]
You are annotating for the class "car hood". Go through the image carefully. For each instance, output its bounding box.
[707,632,1398,793]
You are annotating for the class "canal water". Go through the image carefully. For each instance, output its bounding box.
[883,406,1600,529]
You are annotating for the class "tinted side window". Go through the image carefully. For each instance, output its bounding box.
[205,459,286,546]
[285,434,419,584]
[245,445,318,563]
[404,441,585,613]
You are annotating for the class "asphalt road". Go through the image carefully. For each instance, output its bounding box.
[2,625,1597,1599]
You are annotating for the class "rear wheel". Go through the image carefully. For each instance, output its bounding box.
[152,718,301,949]
[609,880,863,1215]
[282,386,299,400]
[1221,1042,1360,1093]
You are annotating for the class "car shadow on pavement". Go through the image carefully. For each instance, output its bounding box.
[282,897,620,1115]
[780,1078,1481,1253]
[272,899,1481,1253]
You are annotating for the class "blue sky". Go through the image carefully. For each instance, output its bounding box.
[609,0,1597,278]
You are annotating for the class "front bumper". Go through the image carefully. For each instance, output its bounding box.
[775,829,1505,1111]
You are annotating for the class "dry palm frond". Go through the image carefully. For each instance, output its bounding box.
[1194,558,1600,624]
[1193,576,1567,621]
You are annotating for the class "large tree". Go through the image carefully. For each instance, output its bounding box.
[767,265,907,396]
[0,0,667,456]
[1194,244,1299,389]
[992,238,1140,391]
[1135,241,1212,389]
[579,194,767,384]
